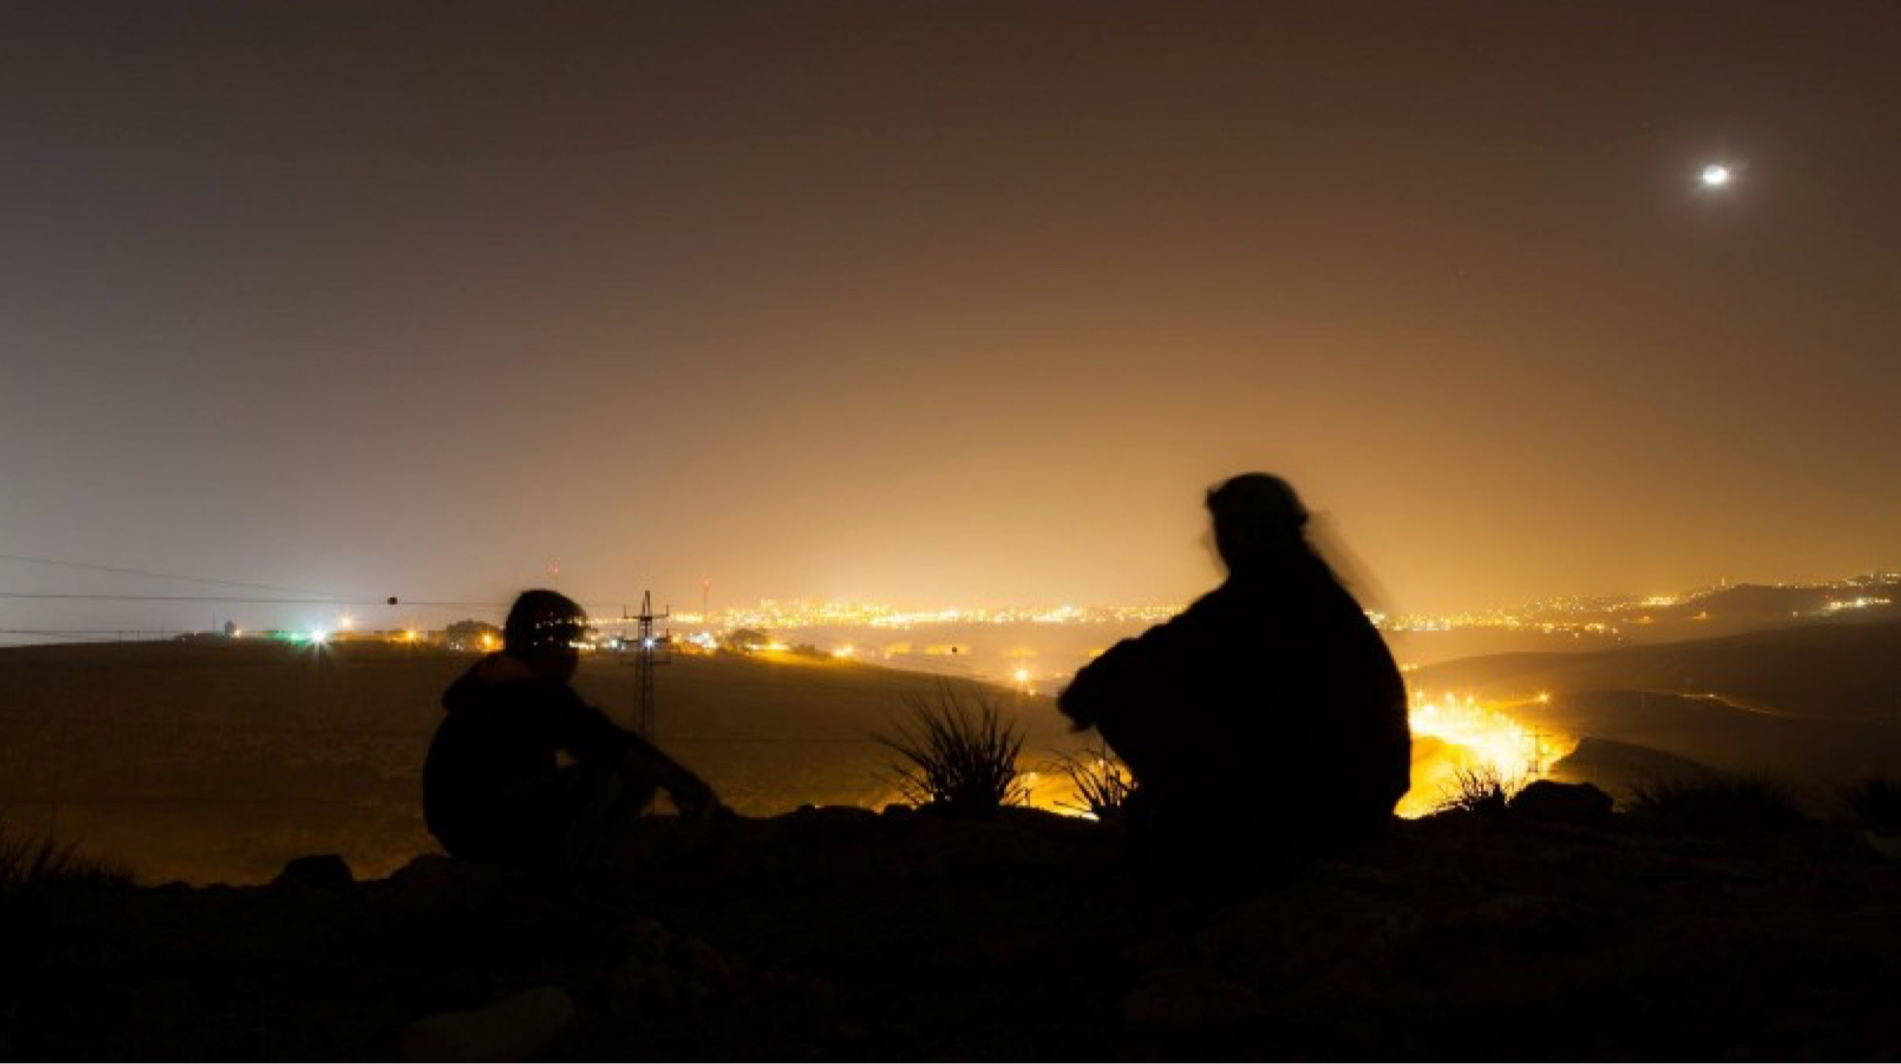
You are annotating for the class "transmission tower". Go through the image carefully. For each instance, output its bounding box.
[621,590,671,738]
[1527,729,1551,777]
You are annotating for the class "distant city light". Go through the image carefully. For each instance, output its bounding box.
[1700,163,1732,188]
[1823,596,1890,612]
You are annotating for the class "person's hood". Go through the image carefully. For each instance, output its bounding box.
[441,651,536,713]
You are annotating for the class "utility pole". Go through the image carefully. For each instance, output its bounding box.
[621,590,671,738]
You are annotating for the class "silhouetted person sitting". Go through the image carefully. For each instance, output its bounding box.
[1059,474,1410,868]
[423,589,722,869]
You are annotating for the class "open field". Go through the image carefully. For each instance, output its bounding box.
[9,620,1901,884]
[0,641,1079,884]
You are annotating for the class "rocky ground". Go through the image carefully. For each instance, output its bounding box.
[6,796,1901,1060]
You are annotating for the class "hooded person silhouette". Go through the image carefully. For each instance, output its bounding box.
[423,589,722,869]
[1059,474,1410,867]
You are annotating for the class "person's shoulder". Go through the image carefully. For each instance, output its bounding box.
[1184,584,1236,611]
[472,665,588,715]
[518,676,590,710]
[1159,585,1236,629]
[1107,593,1217,657]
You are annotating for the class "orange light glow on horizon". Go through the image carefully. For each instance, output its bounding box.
[1397,692,1578,818]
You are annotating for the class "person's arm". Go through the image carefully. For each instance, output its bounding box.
[559,688,726,817]
[619,738,721,818]
[1060,610,1197,730]
[1058,637,1141,731]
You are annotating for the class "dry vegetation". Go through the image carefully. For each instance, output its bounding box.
[1627,775,1806,833]
[876,686,1029,815]
[1045,741,1135,820]
[0,824,130,890]
[1844,777,1901,829]
[1433,764,1521,815]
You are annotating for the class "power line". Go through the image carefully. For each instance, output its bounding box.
[0,591,644,615]
[0,591,510,610]
[0,554,713,622]
[0,552,361,599]
[0,552,616,615]
[0,592,378,605]
[0,628,199,638]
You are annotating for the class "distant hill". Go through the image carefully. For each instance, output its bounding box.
[1549,736,1716,799]
[1536,579,1899,645]
[1415,618,1901,718]
[1381,577,1899,668]
[1414,620,1901,786]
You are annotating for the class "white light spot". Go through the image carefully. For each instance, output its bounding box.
[1700,163,1732,188]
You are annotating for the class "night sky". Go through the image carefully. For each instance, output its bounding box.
[4,2,1899,634]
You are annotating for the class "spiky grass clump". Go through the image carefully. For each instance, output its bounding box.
[1628,775,1804,834]
[878,687,1028,816]
[0,825,132,890]
[1434,764,1518,816]
[1843,777,1901,829]
[1047,742,1135,821]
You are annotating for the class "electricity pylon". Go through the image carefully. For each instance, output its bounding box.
[623,590,670,738]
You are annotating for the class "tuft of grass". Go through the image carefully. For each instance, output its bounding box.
[877,686,1028,816]
[1627,775,1805,833]
[1434,764,1519,816]
[1045,742,1135,821]
[1843,777,1901,830]
[0,825,133,890]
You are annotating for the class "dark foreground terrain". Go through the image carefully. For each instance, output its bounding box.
[6,801,1901,1060]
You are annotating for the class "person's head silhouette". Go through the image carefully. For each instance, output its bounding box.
[1206,473,1309,576]
[503,589,588,681]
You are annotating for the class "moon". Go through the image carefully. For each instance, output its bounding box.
[1700,163,1733,188]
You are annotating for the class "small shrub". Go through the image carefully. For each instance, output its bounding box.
[1434,764,1519,816]
[719,627,770,653]
[1843,777,1901,829]
[877,686,1028,816]
[0,825,132,890]
[1628,775,1805,833]
[1046,742,1135,820]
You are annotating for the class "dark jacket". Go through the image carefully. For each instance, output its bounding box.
[422,653,643,853]
[1060,555,1411,838]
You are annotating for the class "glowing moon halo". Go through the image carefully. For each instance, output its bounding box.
[1700,163,1733,188]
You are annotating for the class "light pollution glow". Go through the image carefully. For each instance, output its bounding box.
[1003,691,1580,820]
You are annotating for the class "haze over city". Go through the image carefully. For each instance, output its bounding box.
[10,7,1901,1059]
[5,1,1899,635]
